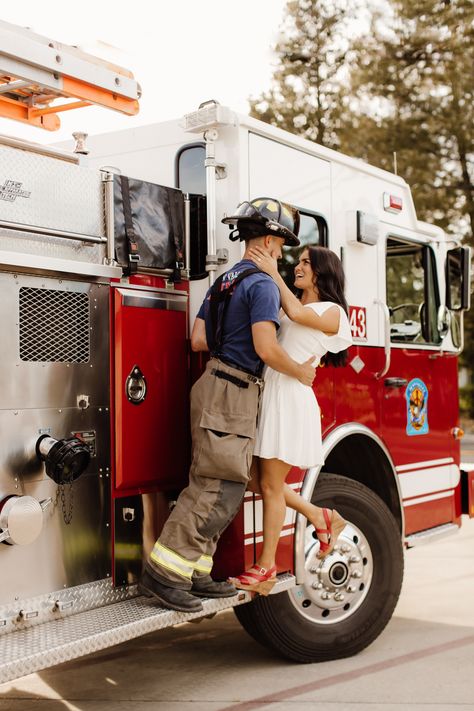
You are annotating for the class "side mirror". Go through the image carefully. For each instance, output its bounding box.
[446,246,471,311]
[437,304,451,339]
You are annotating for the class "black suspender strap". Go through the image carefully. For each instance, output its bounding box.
[208,267,260,354]
[120,176,140,274]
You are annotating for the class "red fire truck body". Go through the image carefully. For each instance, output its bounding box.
[0,22,472,683]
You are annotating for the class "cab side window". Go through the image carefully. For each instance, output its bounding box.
[176,144,207,280]
[386,237,441,345]
[280,212,328,290]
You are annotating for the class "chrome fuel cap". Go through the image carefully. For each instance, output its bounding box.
[0,496,44,545]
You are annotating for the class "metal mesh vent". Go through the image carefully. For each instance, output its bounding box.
[19,287,90,363]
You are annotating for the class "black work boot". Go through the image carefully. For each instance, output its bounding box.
[191,575,238,598]
[138,566,203,613]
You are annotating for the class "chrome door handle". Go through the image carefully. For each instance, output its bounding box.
[374,299,391,379]
[384,377,408,388]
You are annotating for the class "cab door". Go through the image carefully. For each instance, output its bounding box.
[380,236,458,534]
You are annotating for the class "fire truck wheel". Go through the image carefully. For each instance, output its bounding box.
[234,473,404,662]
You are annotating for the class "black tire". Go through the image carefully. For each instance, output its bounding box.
[235,473,404,662]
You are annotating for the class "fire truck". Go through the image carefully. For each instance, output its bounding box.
[0,21,472,684]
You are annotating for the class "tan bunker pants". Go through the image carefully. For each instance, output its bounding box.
[148,359,262,589]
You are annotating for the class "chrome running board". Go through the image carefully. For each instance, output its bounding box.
[0,573,295,684]
[405,522,459,548]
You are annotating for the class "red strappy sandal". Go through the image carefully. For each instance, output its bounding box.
[229,564,277,596]
[315,508,346,559]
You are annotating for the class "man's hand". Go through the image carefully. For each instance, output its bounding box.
[296,356,316,386]
[253,322,317,384]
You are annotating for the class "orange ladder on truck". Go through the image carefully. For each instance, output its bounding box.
[0,19,140,131]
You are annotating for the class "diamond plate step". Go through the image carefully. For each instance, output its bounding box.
[0,573,295,684]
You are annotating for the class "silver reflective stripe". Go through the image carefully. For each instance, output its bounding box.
[150,543,194,580]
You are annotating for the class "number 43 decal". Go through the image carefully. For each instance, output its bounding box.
[349,306,367,340]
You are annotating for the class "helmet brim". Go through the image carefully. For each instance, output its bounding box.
[221,215,300,246]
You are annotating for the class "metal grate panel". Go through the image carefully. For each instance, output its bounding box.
[19,287,90,362]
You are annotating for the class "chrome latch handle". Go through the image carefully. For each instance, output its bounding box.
[374,298,391,379]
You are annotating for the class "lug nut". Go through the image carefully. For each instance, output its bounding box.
[321,592,332,600]
[351,570,362,578]
[349,555,361,563]
[346,585,356,593]
[334,592,345,602]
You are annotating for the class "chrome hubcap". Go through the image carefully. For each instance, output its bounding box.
[289,520,373,624]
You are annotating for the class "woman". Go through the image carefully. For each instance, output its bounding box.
[231,245,352,595]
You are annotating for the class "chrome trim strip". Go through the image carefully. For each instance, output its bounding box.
[111,282,188,297]
[0,249,121,279]
[0,219,106,244]
[294,423,404,584]
[0,133,80,164]
[119,290,187,312]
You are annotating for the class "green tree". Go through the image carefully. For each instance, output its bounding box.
[346,0,474,241]
[250,0,354,149]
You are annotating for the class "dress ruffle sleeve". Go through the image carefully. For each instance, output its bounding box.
[306,302,353,353]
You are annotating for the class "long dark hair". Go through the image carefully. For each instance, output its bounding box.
[299,246,349,368]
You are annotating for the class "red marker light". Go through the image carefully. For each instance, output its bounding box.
[383,193,403,213]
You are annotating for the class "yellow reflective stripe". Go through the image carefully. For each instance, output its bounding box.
[194,554,213,574]
[151,543,194,580]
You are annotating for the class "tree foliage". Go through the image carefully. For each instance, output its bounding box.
[346,0,474,240]
[249,0,355,149]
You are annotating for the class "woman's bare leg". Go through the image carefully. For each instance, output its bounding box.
[257,458,292,570]
[248,462,329,546]
[283,485,329,544]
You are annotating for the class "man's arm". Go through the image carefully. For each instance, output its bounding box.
[252,321,315,386]
[191,317,208,352]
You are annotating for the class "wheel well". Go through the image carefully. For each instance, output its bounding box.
[322,433,403,533]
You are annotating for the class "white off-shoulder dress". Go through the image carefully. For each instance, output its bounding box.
[253,301,352,468]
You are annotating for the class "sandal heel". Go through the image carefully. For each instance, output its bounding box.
[331,510,346,540]
[232,564,277,595]
[253,578,277,596]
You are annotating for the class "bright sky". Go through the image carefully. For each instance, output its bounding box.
[0,0,289,144]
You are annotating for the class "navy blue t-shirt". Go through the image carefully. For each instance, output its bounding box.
[197,260,280,374]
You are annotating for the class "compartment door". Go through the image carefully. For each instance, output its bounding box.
[113,287,189,492]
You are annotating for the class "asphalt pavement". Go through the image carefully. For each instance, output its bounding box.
[1,516,473,711]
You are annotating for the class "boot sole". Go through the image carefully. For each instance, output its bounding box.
[137,583,203,613]
[191,589,238,599]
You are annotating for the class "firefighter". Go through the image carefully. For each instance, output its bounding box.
[139,198,316,612]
